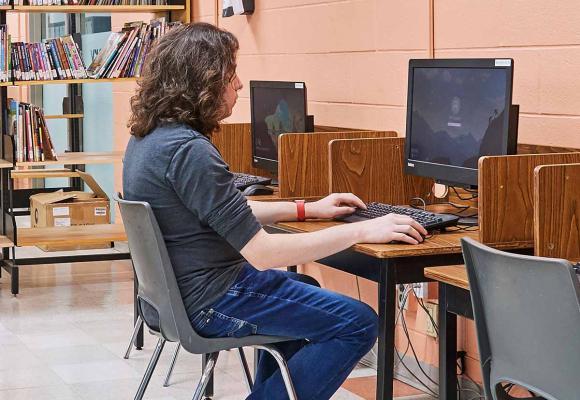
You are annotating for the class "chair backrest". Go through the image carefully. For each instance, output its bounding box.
[116,194,254,354]
[461,237,580,400]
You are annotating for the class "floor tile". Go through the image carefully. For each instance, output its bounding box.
[51,360,141,384]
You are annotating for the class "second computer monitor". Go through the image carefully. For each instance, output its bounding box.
[404,58,518,188]
[251,81,308,174]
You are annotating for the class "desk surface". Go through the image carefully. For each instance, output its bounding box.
[424,265,469,290]
[275,221,530,259]
[246,187,323,202]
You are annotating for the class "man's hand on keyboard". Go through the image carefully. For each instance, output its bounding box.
[356,214,428,245]
[306,193,366,219]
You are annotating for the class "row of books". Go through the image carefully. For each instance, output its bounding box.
[10,35,87,81]
[7,100,57,163]
[12,0,169,5]
[87,18,179,79]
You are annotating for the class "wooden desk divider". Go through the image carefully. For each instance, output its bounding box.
[533,163,580,260]
[211,123,271,177]
[213,123,363,179]
[278,131,397,198]
[328,137,434,204]
[478,152,580,246]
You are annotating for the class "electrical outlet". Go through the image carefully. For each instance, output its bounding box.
[413,282,428,298]
[397,285,409,310]
[424,302,438,338]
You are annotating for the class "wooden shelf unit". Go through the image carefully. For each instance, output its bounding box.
[12,5,185,13]
[17,224,126,247]
[15,151,124,167]
[0,0,191,295]
[44,113,84,119]
[12,77,137,86]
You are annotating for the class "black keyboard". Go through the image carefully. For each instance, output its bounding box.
[233,173,272,191]
[339,202,460,231]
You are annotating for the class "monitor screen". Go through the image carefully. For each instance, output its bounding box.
[405,59,516,187]
[251,81,307,172]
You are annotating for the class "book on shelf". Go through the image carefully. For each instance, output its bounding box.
[10,34,88,82]
[87,17,180,79]
[7,99,58,163]
[0,25,9,82]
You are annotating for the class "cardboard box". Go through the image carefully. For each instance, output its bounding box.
[30,171,112,251]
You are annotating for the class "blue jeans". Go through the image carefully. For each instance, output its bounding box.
[189,264,379,400]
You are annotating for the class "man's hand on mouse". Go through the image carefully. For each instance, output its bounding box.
[356,214,428,245]
[305,193,366,219]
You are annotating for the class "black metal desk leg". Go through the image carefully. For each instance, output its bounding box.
[439,284,457,400]
[133,270,144,349]
[376,261,396,400]
[10,265,18,295]
[203,353,215,398]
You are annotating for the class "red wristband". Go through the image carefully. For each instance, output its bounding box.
[295,200,306,222]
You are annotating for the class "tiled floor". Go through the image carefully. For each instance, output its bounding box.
[0,258,431,399]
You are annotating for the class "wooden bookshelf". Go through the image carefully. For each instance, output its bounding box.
[0,159,13,169]
[12,5,185,13]
[17,224,126,247]
[0,5,10,10]
[16,151,124,167]
[12,77,137,86]
[44,113,84,119]
[0,235,14,248]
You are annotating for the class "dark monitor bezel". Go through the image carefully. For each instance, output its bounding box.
[250,80,308,174]
[404,58,515,188]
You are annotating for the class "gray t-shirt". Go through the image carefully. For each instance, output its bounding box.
[123,123,262,317]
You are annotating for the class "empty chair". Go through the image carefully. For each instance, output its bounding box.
[115,194,298,400]
[461,237,580,400]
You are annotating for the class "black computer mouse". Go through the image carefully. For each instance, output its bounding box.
[242,184,274,196]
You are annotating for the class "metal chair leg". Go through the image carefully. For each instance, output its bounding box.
[254,344,297,400]
[163,343,181,387]
[192,352,219,400]
[134,338,166,400]
[237,347,253,392]
[124,315,143,359]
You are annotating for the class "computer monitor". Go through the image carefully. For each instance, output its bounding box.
[404,59,518,188]
[250,81,309,174]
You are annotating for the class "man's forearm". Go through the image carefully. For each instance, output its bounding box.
[248,200,309,224]
[242,225,364,270]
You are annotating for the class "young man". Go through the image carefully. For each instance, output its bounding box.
[124,23,427,400]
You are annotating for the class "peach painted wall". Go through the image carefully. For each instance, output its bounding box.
[191,0,580,382]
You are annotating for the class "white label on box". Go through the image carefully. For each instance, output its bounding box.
[295,82,304,89]
[94,207,107,216]
[495,59,512,67]
[52,207,69,216]
[54,217,71,227]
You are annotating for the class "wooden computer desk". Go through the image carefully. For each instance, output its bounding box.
[424,265,472,400]
[425,258,579,400]
[425,162,580,400]
[269,220,528,400]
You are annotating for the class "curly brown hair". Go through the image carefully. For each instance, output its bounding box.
[128,23,239,137]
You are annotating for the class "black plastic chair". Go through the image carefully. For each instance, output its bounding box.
[461,237,580,400]
[115,194,298,400]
